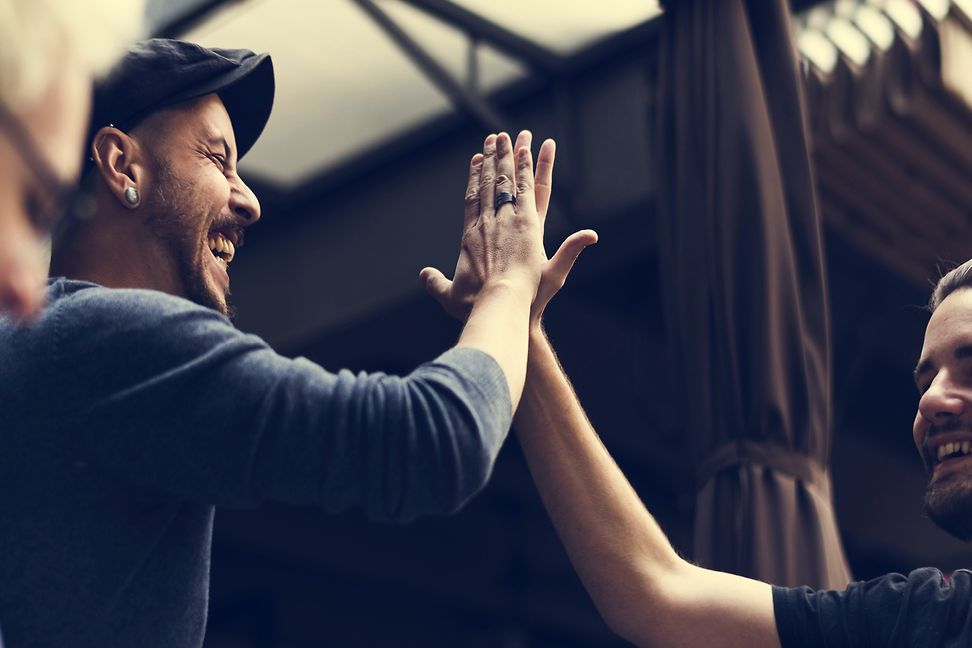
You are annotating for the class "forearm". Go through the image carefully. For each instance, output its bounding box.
[456,280,533,411]
[515,329,778,647]
[514,328,682,635]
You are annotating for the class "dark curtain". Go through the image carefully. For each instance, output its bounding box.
[656,0,851,589]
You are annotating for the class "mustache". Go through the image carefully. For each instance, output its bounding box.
[924,418,972,460]
[209,221,245,248]
[928,418,972,437]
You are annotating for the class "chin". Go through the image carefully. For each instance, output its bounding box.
[925,475,972,541]
[182,254,234,318]
[197,281,234,319]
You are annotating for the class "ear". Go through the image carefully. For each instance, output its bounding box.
[90,126,149,210]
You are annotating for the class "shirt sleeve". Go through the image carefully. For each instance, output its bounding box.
[773,568,972,648]
[55,288,513,522]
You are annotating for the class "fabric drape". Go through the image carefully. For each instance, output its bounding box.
[656,0,851,589]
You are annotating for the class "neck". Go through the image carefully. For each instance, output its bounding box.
[51,209,184,297]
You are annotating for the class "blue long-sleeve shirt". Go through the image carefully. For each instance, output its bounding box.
[0,279,512,647]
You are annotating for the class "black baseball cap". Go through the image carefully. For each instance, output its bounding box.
[85,38,274,170]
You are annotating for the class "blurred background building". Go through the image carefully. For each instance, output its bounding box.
[139,0,972,645]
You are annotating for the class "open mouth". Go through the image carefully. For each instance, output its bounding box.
[935,440,972,464]
[207,228,242,266]
[927,437,972,477]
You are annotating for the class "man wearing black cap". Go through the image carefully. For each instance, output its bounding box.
[0,39,557,647]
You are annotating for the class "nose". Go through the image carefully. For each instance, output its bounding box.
[918,371,965,426]
[229,176,261,225]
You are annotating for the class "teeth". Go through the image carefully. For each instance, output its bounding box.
[207,233,236,264]
[937,441,972,462]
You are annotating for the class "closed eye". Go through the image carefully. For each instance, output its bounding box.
[208,152,226,171]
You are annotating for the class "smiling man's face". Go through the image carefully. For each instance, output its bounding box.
[137,93,260,317]
[914,287,972,540]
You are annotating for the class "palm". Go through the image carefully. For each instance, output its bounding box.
[521,136,596,323]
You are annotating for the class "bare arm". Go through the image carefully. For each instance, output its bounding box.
[510,143,779,644]
[423,133,780,646]
[515,328,780,648]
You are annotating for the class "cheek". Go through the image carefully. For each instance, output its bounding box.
[913,410,927,450]
[197,172,231,213]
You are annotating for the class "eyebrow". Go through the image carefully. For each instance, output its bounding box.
[914,344,972,384]
[205,134,234,163]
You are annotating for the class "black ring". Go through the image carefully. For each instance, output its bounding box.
[494,191,517,210]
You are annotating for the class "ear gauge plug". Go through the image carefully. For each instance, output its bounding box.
[123,186,140,207]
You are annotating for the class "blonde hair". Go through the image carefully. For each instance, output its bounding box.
[0,0,143,110]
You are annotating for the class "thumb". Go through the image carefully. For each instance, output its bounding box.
[419,266,452,302]
[547,229,598,283]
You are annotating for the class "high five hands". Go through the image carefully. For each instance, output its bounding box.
[421,130,598,327]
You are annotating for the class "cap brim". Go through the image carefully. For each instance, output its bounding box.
[216,53,274,162]
[159,51,274,163]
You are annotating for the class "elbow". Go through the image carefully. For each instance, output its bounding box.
[444,435,496,513]
[380,379,506,521]
[601,602,675,648]
[382,431,496,523]
[591,561,691,648]
[598,592,657,648]
[420,404,500,518]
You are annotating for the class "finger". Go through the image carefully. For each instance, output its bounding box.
[463,153,484,231]
[513,129,532,158]
[493,132,516,216]
[535,139,555,224]
[478,134,498,219]
[546,229,598,284]
[515,139,536,218]
[419,266,453,303]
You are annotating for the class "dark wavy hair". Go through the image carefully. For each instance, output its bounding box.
[930,259,972,312]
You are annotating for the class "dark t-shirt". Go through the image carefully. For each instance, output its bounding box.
[774,567,972,647]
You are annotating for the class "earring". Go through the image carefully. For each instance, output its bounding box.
[123,186,140,207]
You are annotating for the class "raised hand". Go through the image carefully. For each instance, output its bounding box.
[510,130,597,326]
[422,130,597,332]
[421,132,545,320]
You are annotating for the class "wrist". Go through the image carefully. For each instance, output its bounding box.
[481,274,538,302]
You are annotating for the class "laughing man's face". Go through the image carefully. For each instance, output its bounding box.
[914,287,972,541]
[139,93,260,317]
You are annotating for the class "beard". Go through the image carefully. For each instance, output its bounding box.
[144,159,235,319]
[924,472,972,541]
